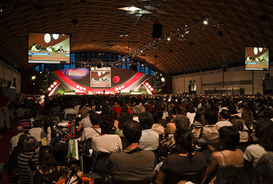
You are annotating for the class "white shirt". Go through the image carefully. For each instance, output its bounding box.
[92,134,122,153]
[81,127,101,141]
[64,108,77,119]
[139,129,159,151]
[28,127,44,142]
[216,120,233,128]
[243,144,267,166]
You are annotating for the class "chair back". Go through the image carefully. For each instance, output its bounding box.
[91,151,111,175]
[164,171,201,184]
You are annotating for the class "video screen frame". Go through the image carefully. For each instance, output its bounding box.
[90,67,111,87]
[28,32,71,64]
[245,46,269,71]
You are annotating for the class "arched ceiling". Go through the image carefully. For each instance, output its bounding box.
[0,0,272,74]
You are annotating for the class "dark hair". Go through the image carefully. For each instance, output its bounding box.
[255,118,273,151]
[214,165,250,184]
[228,103,238,115]
[174,129,194,158]
[90,111,101,125]
[186,102,195,113]
[121,105,129,113]
[255,152,273,184]
[220,109,230,120]
[24,136,38,152]
[118,111,132,130]
[33,120,41,128]
[110,109,118,120]
[174,115,190,131]
[18,134,28,146]
[204,109,218,125]
[122,120,142,144]
[99,114,114,134]
[38,146,59,174]
[139,112,154,129]
[219,126,239,151]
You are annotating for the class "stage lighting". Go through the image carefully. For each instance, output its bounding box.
[0,4,5,12]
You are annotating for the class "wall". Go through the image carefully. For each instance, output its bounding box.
[0,60,21,93]
[172,65,273,94]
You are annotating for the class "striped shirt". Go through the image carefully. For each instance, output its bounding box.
[17,152,39,184]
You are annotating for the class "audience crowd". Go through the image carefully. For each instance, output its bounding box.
[1,93,273,184]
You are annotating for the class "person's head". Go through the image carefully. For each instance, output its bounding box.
[255,118,273,151]
[174,115,190,131]
[241,108,254,127]
[255,152,273,184]
[18,134,28,146]
[118,111,132,130]
[99,114,114,134]
[90,111,100,125]
[174,129,194,158]
[38,146,58,173]
[79,106,88,117]
[139,111,154,129]
[204,108,218,125]
[214,165,250,184]
[122,120,142,144]
[219,126,239,150]
[16,125,25,134]
[186,102,195,113]
[33,120,41,128]
[23,136,38,152]
[220,109,230,120]
[60,46,63,49]
[232,117,245,131]
[229,103,238,115]
[109,109,118,120]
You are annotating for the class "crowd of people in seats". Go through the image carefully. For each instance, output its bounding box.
[3,93,273,184]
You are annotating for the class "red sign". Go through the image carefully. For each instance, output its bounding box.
[112,76,120,83]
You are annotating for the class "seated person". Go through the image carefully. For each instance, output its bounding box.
[18,136,39,184]
[92,114,122,153]
[155,129,207,184]
[57,46,65,52]
[77,107,92,132]
[34,146,62,184]
[243,118,273,168]
[206,126,243,181]
[80,111,101,141]
[28,120,46,142]
[255,152,273,184]
[106,120,155,182]
[10,125,26,151]
[139,112,159,151]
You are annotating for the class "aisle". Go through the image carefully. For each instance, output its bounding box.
[0,118,19,183]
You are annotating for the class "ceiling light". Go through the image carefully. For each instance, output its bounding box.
[167,37,171,41]
[0,4,5,12]
[119,6,141,12]
[203,20,208,25]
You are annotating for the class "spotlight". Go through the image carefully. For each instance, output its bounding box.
[203,20,208,25]
[167,37,171,41]
[72,19,78,25]
[0,4,6,12]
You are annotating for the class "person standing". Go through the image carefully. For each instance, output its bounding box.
[0,89,11,136]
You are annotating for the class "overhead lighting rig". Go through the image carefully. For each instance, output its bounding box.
[113,15,210,65]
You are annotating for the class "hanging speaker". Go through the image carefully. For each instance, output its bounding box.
[152,23,162,38]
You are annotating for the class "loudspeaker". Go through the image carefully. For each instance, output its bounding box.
[97,64,101,68]
[152,23,162,38]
